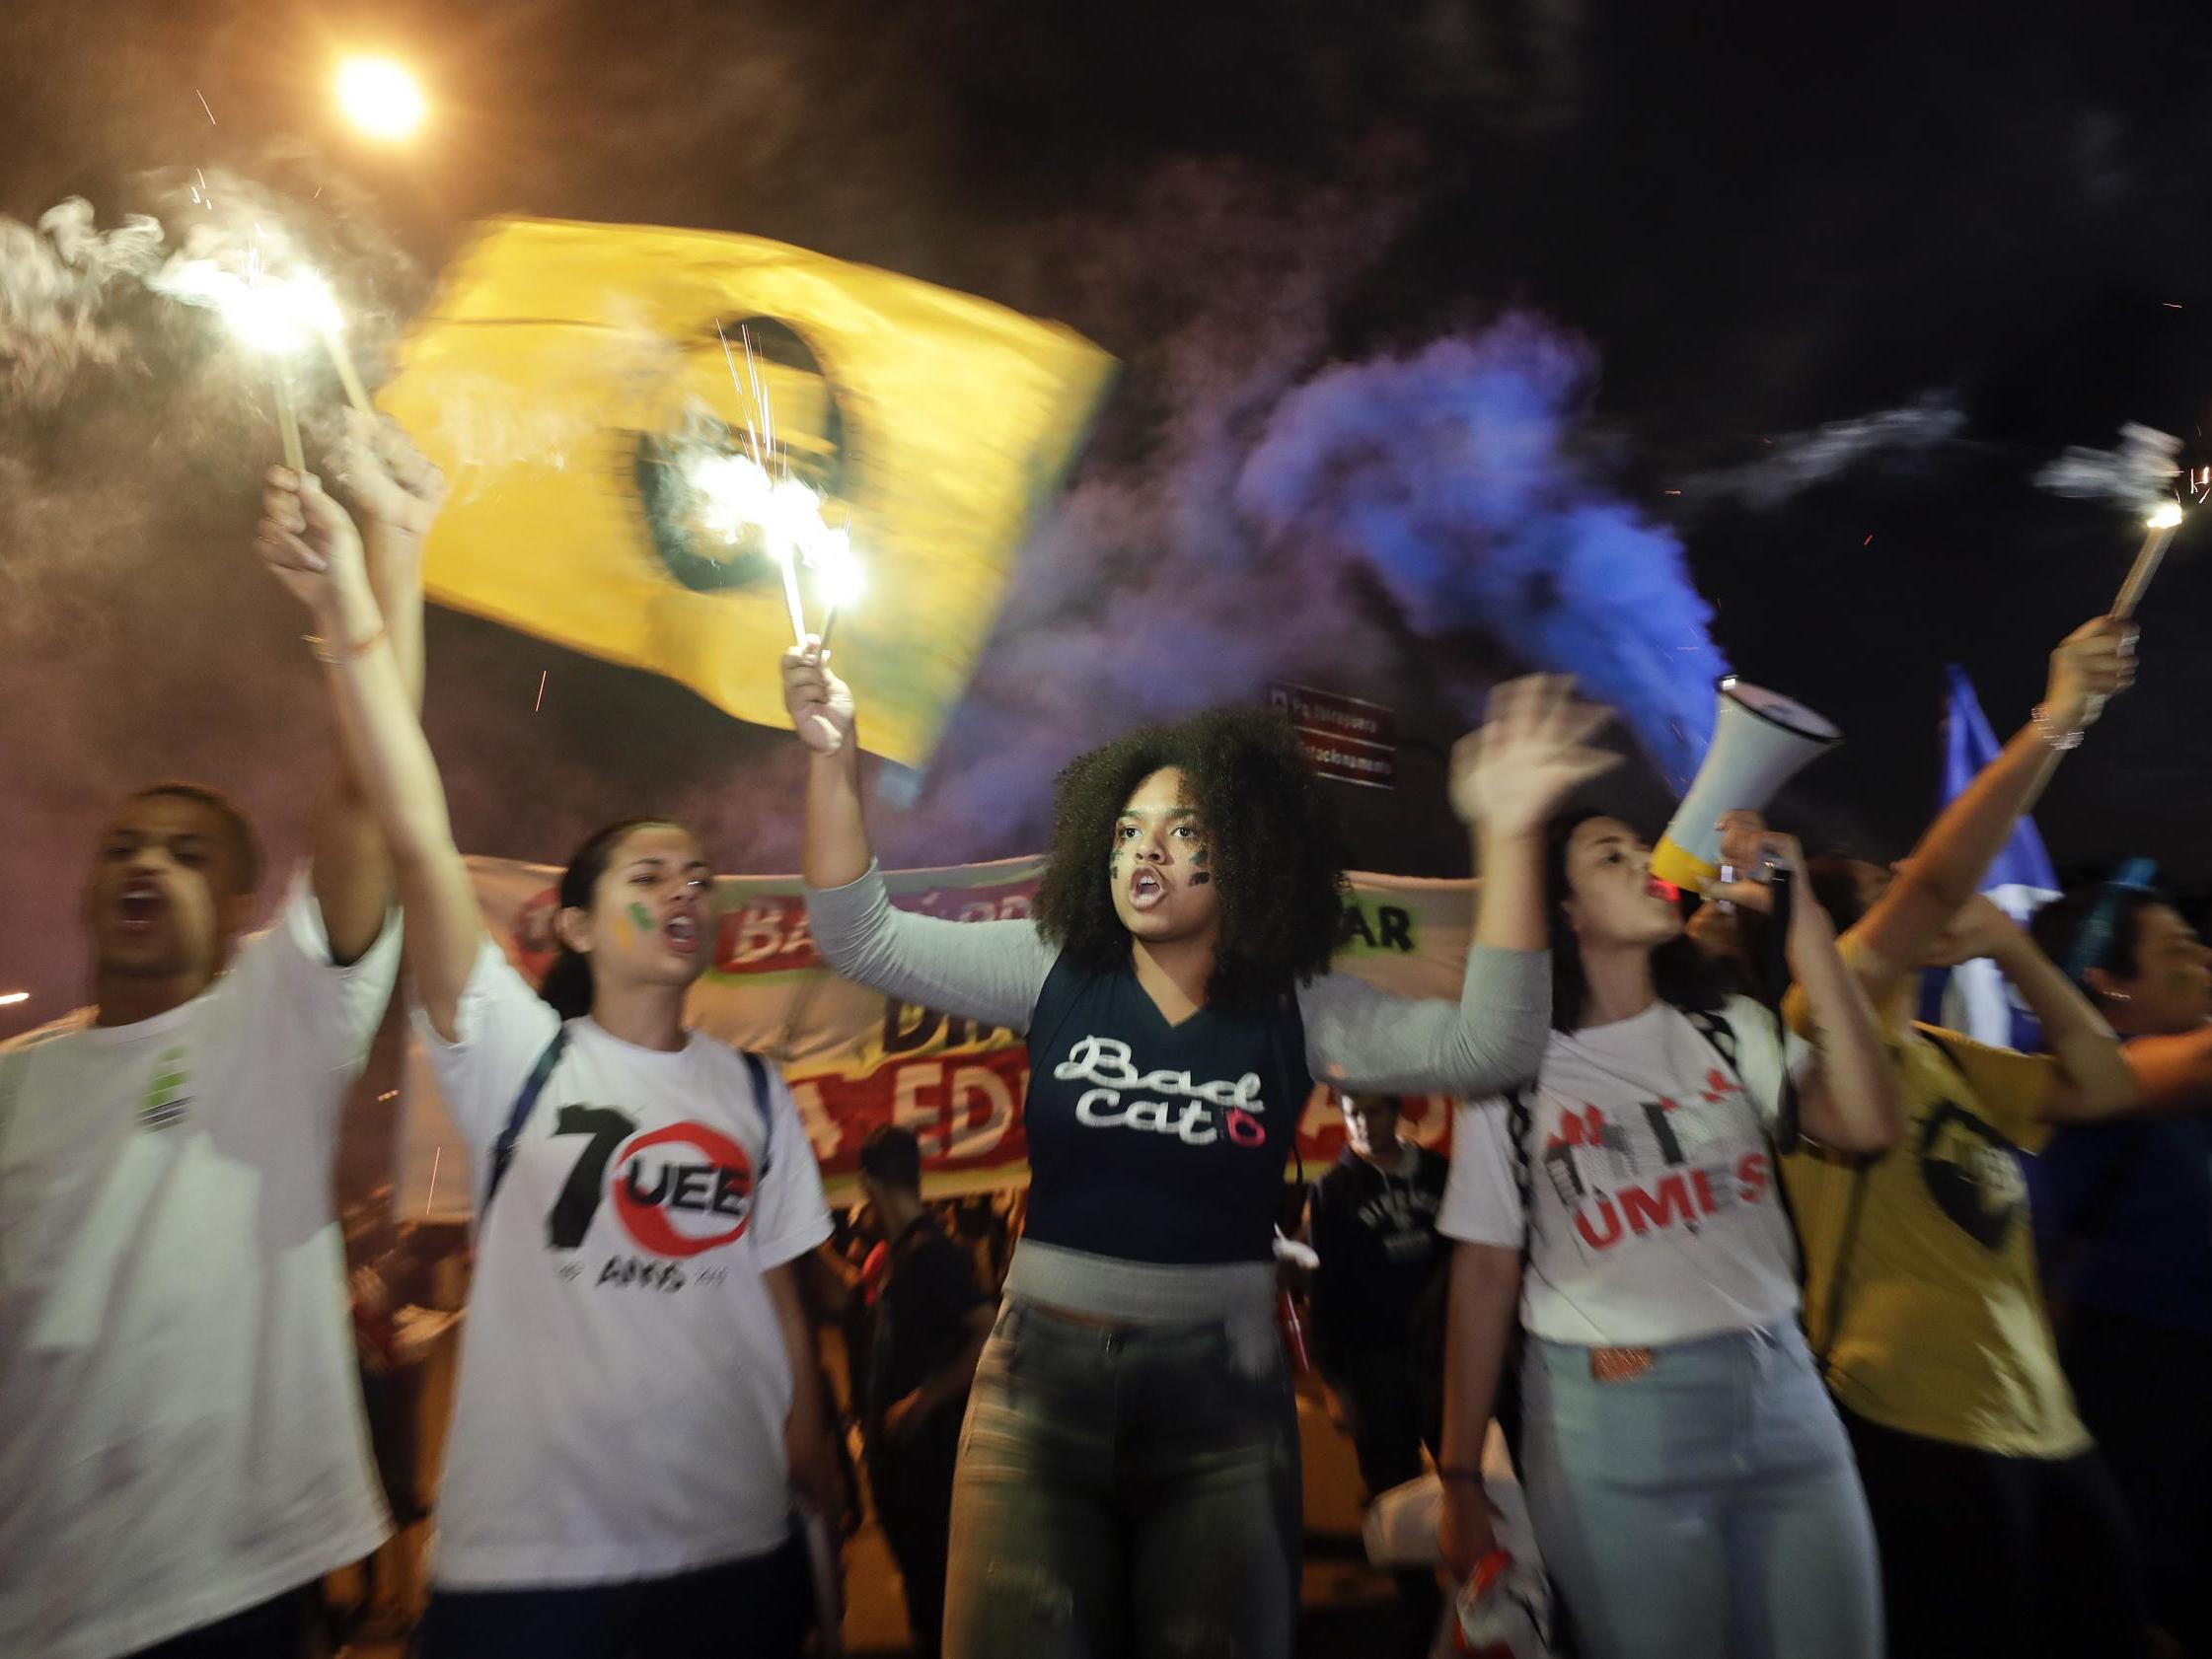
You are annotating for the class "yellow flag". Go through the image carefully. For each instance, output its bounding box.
[380,217,1114,764]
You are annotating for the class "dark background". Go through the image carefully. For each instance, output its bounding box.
[6,0,2211,1032]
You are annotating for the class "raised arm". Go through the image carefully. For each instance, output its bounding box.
[784,639,870,891]
[1843,617,2135,1006]
[783,641,1055,1028]
[305,413,436,964]
[2117,1029,2212,1117]
[256,435,483,1044]
[1715,824,1901,1153]
[1301,676,1615,1094]
[1924,895,2136,1123]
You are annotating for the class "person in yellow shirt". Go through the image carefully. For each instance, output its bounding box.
[1708,613,2160,1659]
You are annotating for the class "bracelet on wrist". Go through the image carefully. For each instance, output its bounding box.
[1436,1466,1488,1487]
[304,624,390,666]
[2030,704,2085,753]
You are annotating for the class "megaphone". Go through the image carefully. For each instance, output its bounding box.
[1648,679,1842,893]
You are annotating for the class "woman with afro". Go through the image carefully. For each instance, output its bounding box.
[783,648,1608,1659]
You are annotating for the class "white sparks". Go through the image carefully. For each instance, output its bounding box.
[153,259,343,355]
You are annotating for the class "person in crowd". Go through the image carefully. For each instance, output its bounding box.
[1436,808,1900,1659]
[0,413,424,1659]
[346,1207,432,1638]
[1711,616,2156,1659]
[253,455,839,1659]
[855,1126,995,1659]
[1305,1091,1451,1653]
[2029,877,2212,1657]
[784,647,1596,1658]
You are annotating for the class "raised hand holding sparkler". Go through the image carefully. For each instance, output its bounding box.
[780,639,855,757]
[2037,613,2139,741]
[335,409,447,545]
[256,467,376,634]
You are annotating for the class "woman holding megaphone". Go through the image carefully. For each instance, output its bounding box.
[1435,799,1901,1659]
[782,652,1599,1659]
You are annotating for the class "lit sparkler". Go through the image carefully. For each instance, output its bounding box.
[814,527,863,650]
[153,255,371,466]
[691,319,869,648]
[686,449,840,644]
[2112,500,2185,619]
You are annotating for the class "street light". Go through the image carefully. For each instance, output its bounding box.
[336,57,426,141]
[0,991,28,1007]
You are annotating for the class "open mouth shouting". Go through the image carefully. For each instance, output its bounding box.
[1127,866,1168,911]
[114,878,171,934]
[662,909,702,956]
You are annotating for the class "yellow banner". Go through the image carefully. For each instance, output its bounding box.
[381,217,1115,764]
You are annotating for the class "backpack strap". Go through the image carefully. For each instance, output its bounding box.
[481,1030,778,1221]
[483,1027,568,1214]
[1811,1159,1873,1375]
[736,1046,776,1182]
[1504,1084,1539,1266]
[1686,1003,1810,1286]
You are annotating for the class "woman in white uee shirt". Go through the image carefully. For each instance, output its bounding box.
[254,468,837,1658]
[1435,812,1901,1659]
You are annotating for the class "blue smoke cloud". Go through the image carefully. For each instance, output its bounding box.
[1233,314,1726,785]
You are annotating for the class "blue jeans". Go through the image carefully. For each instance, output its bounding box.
[1519,1320,1880,1659]
[941,1301,1301,1659]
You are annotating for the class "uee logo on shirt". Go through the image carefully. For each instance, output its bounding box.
[1051,1035,1269,1147]
[544,1107,757,1260]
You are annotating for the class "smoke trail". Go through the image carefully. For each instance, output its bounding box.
[0,198,164,414]
[879,169,1728,857]
[2034,421,2180,514]
[1235,317,1724,784]
[1685,395,1966,509]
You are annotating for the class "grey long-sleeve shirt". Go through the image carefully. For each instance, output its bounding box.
[806,863,1550,1099]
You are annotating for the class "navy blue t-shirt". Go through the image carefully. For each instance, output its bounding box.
[2031,1115,2212,1335]
[1021,956,1310,1266]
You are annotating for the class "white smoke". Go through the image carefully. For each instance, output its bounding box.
[1686,396,1966,509]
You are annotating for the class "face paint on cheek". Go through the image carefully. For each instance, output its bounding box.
[1188,843,1212,887]
[625,902,655,943]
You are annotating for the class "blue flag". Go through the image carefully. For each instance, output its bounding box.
[1917,666,2059,1047]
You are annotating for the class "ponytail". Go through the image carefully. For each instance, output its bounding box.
[538,948,597,1020]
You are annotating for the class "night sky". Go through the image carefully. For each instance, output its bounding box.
[6,0,2212,1031]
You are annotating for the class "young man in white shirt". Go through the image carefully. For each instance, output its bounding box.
[0,417,443,1659]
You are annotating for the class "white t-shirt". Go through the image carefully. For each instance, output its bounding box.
[0,877,401,1659]
[419,941,833,1589]
[1438,996,1808,1347]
